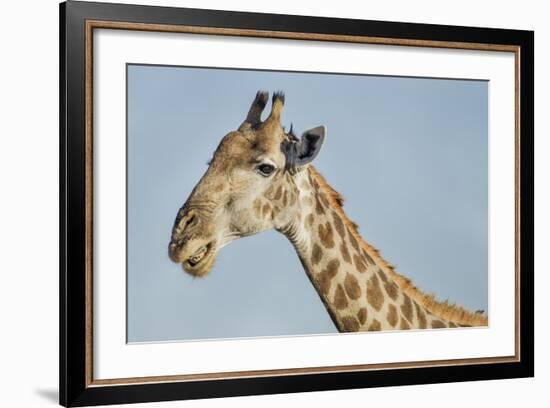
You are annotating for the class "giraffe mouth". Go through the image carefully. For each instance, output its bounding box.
[188,245,208,265]
[182,242,215,276]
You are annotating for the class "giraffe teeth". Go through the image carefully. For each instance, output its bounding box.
[188,246,208,265]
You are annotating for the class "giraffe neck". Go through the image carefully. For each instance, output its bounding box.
[278,167,455,332]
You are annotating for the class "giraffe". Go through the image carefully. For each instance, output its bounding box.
[168,91,488,332]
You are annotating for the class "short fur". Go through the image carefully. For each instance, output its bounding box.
[307,166,488,327]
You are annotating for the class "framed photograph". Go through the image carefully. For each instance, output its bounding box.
[60,1,534,406]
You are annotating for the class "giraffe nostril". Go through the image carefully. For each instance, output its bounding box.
[174,210,198,237]
[183,214,196,230]
[180,210,198,230]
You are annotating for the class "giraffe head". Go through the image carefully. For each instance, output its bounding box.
[168,91,326,277]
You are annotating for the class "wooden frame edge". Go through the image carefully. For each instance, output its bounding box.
[83,19,523,388]
[85,18,94,389]
[87,19,520,52]
[88,355,519,387]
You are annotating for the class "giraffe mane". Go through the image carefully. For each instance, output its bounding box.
[307,166,488,327]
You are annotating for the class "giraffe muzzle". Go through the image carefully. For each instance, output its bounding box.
[188,245,208,265]
[169,207,221,276]
[168,238,217,277]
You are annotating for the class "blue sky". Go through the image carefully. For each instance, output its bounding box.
[127,64,488,342]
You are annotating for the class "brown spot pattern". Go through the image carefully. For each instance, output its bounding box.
[357,308,367,325]
[305,214,314,229]
[431,319,447,329]
[414,301,427,329]
[318,259,340,295]
[353,254,367,272]
[384,281,399,301]
[401,294,413,323]
[311,243,323,266]
[289,191,297,206]
[332,212,346,240]
[387,304,398,327]
[262,203,271,218]
[400,318,410,330]
[349,231,360,252]
[341,316,360,332]
[314,195,325,215]
[282,190,288,206]
[366,273,384,311]
[334,284,349,309]
[326,259,340,275]
[344,273,361,300]
[341,242,351,263]
[318,222,335,249]
[363,250,375,265]
[273,185,283,200]
[377,268,388,283]
[368,319,381,331]
[319,192,329,207]
[448,322,457,328]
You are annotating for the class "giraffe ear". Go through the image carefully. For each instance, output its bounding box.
[282,125,326,170]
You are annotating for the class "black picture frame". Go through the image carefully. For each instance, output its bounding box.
[60,1,534,406]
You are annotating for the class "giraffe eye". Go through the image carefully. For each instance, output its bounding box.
[257,163,275,176]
